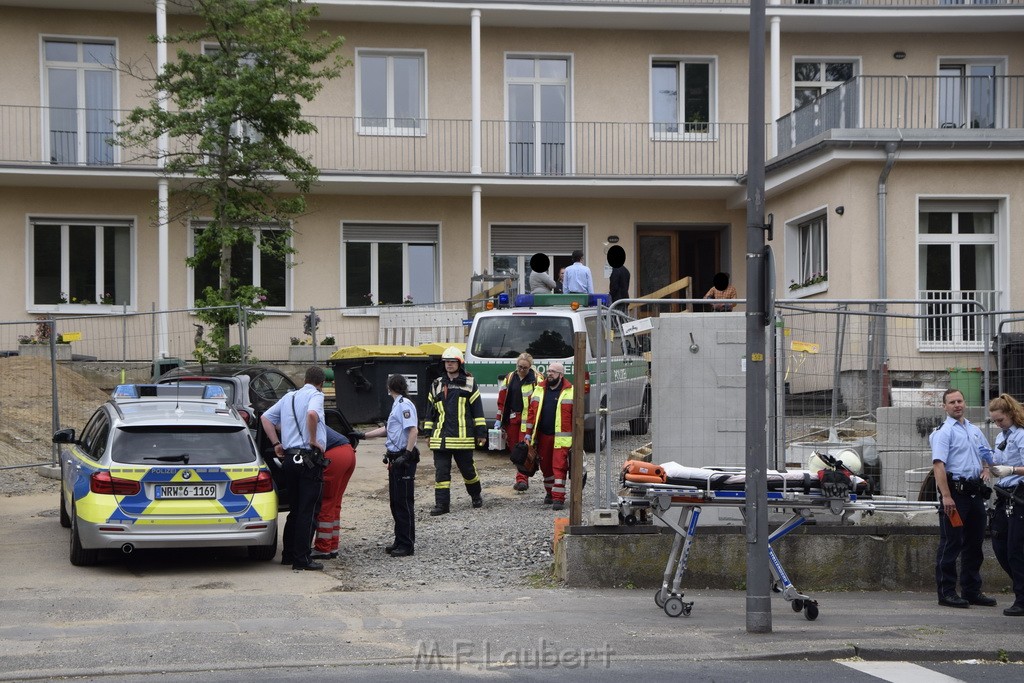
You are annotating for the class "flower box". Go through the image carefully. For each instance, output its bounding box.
[18,343,72,361]
[288,345,337,362]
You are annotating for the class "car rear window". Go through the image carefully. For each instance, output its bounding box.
[471,316,576,359]
[111,426,257,465]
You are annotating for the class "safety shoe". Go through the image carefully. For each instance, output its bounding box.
[384,543,397,553]
[513,481,529,492]
[389,547,415,557]
[551,501,565,511]
[542,493,553,505]
[938,594,970,608]
[429,505,449,516]
[292,561,324,571]
[472,496,483,509]
[1003,604,1024,616]
[965,593,997,607]
[310,551,338,560]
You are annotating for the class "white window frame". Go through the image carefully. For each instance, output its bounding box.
[936,56,1006,130]
[341,223,440,307]
[504,53,574,175]
[26,215,136,313]
[784,207,829,298]
[916,198,1003,351]
[355,49,427,137]
[40,35,120,165]
[791,57,859,109]
[649,55,718,141]
[188,223,292,310]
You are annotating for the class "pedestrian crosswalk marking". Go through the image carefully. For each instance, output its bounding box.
[840,661,964,683]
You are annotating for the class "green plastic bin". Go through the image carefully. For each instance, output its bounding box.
[948,367,982,406]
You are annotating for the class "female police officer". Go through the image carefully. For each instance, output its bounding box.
[360,374,419,557]
[988,393,1024,616]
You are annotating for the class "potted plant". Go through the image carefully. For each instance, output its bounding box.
[18,323,72,360]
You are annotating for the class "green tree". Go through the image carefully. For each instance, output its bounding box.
[119,0,346,361]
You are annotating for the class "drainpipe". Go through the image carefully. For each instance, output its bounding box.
[868,142,898,416]
[156,0,169,357]
[470,10,482,278]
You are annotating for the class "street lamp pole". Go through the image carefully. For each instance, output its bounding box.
[745,0,772,634]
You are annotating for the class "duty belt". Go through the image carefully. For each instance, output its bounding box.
[947,476,990,497]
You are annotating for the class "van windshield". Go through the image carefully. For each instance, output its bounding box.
[471,316,576,359]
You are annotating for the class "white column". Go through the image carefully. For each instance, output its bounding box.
[769,9,781,157]
[156,0,169,356]
[472,185,482,277]
[470,9,481,175]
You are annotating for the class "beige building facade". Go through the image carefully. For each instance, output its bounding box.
[1,1,1022,360]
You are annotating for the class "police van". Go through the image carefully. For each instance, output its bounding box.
[464,293,650,451]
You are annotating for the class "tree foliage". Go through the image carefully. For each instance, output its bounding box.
[118,0,346,360]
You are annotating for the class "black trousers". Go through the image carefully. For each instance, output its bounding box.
[281,456,323,567]
[433,448,481,507]
[935,489,987,599]
[991,493,1024,607]
[389,460,417,551]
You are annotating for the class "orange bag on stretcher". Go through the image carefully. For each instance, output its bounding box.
[622,460,666,484]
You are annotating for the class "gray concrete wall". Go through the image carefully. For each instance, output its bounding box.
[651,313,746,467]
[555,526,1012,593]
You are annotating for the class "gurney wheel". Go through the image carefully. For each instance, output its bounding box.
[654,589,667,608]
[791,599,804,612]
[623,514,637,526]
[664,596,691,618]
[804,602,819,621]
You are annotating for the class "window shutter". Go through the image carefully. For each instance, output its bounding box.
[342,223,439,243]
[490,225,585,254]
[919,200,999,213]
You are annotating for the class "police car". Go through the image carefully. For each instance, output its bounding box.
[52,383,278,566]
[464,293,651,451]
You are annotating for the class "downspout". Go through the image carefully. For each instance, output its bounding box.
[868,142,898,416]
[470,9,482,278]
[156,0,169,357]
[878,142,898,300]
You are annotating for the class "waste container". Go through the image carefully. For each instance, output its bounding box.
[1000,332,1024,403]
[329,345,431,424]
[948,367,982,406]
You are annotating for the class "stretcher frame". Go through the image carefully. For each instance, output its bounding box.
[617,481,939,620]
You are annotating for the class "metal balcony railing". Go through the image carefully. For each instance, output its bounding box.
[777,75,1024,153]
[0,105,758,179]
[436,0,1022,6]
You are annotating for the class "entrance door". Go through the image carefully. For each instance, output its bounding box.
[637,226,723,312]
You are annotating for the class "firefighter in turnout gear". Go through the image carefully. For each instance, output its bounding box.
[522,361,574,511]
[496,352,538,492]
[423,346,488,515]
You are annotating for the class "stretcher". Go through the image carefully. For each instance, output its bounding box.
[616,464,939,621]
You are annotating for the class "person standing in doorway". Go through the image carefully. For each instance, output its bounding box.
[931,388,996,608]
[607,245,631,303]
[563,250,594,295]
[704,272,737,311]
[528,253,558,294]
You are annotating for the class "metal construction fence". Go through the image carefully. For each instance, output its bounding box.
[590,298,1024,511]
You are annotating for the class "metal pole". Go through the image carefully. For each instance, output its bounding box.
[570,331,586,526]
[122,304,128,384]
[745,0,771,634]
[48,318,60,466]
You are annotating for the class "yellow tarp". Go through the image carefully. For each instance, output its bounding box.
[418,342,466,356]
[328,344,427,360]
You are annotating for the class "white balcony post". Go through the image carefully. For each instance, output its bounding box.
[472,185,482,277]
[156,0,169,356]
[471,9,481,175]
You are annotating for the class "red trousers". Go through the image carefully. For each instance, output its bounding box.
[536,432,569,503]
[314,444,356,553]
[505,418,529,485]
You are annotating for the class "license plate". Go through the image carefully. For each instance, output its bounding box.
[155,484,217,499]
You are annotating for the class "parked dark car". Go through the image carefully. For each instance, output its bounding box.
[157,364,357,506]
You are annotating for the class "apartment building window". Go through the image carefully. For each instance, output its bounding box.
[29,218,133,309]
[651,58,715,137]
[490,224,584,294]
[343,224,438,306]
[202,45,262,144]
[938,60,1002,129]
[357,50,426,134]
[506,56,570,175]
[42,38,117,165]
[918,200,999,350]
[190,225,288,308]
[793,59,855,108]
[786,212,828,296]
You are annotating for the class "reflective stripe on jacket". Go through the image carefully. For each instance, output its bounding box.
[423,370,487,450]
[497,370,536,424]
[523,379,574,449]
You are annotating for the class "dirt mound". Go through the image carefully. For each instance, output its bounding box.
[0,357,108,468]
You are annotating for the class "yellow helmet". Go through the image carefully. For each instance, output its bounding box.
[441,346,464,364]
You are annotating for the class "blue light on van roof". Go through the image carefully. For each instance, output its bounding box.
[515,294,534,307]
[588,294,610,307]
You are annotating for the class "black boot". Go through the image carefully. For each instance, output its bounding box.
[431,488,450,516]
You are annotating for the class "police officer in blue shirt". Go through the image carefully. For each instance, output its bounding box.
[358,374,419,557]
[987,393,1024,616]
[930,388,995,608]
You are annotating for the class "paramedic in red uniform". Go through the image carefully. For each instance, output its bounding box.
[496,352,537,492]
[523,361,574,511]
[310,427,356,561]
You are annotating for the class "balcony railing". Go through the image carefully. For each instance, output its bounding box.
[0,105,756,179]
[918,289,997,351]
[778,75,1024,153]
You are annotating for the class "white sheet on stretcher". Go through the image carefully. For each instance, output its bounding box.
[658,462,867,491]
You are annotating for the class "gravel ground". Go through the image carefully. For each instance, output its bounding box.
[3,426,651,592]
